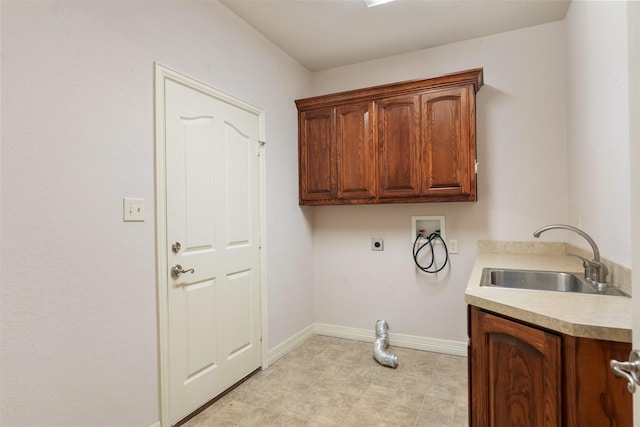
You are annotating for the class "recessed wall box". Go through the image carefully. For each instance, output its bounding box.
[411,216,445,243]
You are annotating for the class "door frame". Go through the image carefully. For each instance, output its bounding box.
[628,1,640,422]
[154,63,268,426]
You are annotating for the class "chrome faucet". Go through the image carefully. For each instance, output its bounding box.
[533,224,609,284]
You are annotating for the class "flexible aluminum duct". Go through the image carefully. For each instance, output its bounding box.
[373,320,398,368]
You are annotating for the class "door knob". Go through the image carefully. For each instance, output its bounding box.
[610,349,640,393]
[171,264,195,279]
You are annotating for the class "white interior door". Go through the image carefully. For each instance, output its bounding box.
[155,64,266,426]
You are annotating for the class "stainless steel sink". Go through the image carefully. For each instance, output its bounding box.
[480,268,629,297]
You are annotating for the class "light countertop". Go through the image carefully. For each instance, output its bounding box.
[464,247,632,343]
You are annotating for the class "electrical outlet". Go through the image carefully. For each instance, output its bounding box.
[448,239,459,254]
[123,197,145,222]
[371,238,384,251]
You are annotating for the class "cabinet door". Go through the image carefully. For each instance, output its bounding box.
[336,102,376,200]
[377,94,421,198]
[421,85,475,199]
[470,307,562,427]
[299,107,336,202]
[563,336,632,427]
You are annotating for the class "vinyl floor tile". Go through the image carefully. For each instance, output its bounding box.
[181,335,467,427]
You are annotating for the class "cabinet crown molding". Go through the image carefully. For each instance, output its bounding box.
[296,68,483,110]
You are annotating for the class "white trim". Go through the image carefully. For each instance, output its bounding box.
[263,323,467,367]
[154,62,267,427]
[388,331,467,357]
[149,423,161,427]
[154,62,171,427]
[314,323,467,357]
[258,113,268,371]
[267,323,316,365]
[314,322,376,342]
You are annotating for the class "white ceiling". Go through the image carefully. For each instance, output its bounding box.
[220,0,571,72]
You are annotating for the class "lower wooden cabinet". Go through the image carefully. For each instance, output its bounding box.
[468,306,632,427]
[469,306,561,426]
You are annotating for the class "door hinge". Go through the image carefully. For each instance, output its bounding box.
[258,140,266,157]
[475,161,479,174]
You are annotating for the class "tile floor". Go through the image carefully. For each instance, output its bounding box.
[183,335,468,427]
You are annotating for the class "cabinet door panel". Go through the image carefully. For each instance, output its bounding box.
[422,86,475,198]
[377,94,420,198]
[336,102,375,199]
[470,308,561,427]
[563,336,632,427]
[299,107,336,201]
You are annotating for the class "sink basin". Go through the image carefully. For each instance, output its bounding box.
[480,268,629,297]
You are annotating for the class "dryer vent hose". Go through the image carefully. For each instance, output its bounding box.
[373,320,398,368]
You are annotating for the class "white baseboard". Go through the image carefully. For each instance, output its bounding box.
[266,322,467,367]
[149,422,161,427]
[314,322,375,342]
[314,322,467,357]
[266,323,316,365]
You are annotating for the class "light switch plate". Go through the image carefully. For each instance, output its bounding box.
[123,197,145,222]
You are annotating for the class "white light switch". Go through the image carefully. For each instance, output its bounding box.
[448,240,458,254]
[123,197,145,222]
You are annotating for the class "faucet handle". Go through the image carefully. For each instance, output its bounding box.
[567,252,590,265]
[567,253,593,280]
[567,253,608,283]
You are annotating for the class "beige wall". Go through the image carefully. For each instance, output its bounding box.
[309,2,633,343]
[310,21,569,342]
[565,1,631,267]
[0,1,313,426]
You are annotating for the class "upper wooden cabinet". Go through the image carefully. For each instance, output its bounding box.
[422,86,473,197]
[299,107,336,201]
[377,94,421,199]
[296,68,483,205]
[336,102,376,200]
